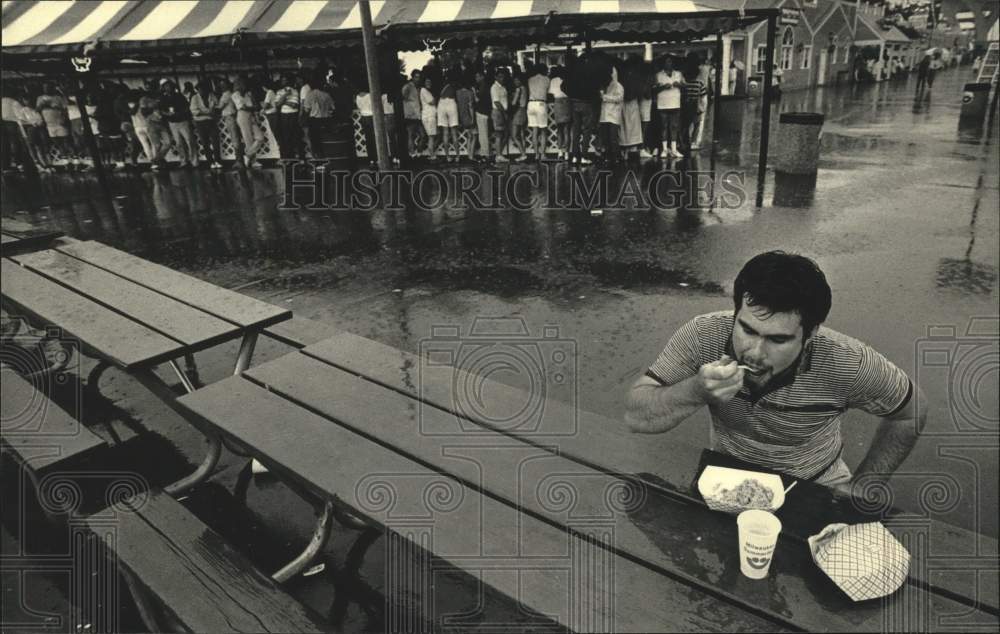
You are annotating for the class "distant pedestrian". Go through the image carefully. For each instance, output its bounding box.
[619,55,645,159]
[17,91,50,170]
[474,70,492,162]
[218,78,242,166]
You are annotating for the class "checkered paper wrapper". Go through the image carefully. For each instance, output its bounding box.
[808,522,910,601]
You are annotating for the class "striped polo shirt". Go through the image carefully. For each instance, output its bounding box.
[646,311,912,479]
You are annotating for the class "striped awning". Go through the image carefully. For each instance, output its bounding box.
[2,0,757,54]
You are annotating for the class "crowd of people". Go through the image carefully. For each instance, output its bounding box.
[1,49,720,174]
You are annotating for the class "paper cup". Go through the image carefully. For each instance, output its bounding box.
[737,509,782,579]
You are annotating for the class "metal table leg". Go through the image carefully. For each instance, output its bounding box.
[272,500,335,583]
[233,330,259,375]
[131,367,222,497]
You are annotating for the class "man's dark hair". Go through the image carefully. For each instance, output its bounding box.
[733,251,832,336]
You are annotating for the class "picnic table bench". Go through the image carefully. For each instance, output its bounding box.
[1,238,291,494]
[1,240,329,632]
[179,321,998,632]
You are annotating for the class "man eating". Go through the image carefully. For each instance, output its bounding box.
[625,251,926,490]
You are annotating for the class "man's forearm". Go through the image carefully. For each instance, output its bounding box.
[853,417,922,481]
[625,376,706,434]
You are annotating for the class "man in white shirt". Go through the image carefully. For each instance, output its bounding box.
[599,73,624,166]
[655,57,684,159]
[491,69,510,162]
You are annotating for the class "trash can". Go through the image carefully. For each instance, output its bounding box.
[714,95,745,146]
[774,112,824,175]
[320,121,357,170]
[960,83,991,120]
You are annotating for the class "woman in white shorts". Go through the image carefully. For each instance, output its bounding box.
[420,78,438,160]
[437,75,459,163]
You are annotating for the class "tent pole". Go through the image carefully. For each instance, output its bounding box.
[712,32,723,150]
[360,0,390,170]
[73,77,113,202]
[756,14,777,208]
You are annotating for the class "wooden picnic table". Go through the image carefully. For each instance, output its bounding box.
[176,329,999,632]
[1,238,291,494]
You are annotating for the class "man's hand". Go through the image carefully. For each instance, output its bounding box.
[695,355,744,406]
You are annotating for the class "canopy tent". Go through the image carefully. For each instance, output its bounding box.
[2,0,770,57]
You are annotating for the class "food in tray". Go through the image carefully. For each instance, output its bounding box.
[712,478,775,510]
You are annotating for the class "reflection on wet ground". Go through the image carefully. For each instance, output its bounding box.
[2,69,998,631]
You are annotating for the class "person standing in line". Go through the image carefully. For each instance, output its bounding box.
[474,69,493,162]
[437,71,460,163]
[598,68,624,167]
[509,72,529,162]
[728,61,740,96]
[17,89,51,171]
[548,66,571,160]
[1,87,27,172]
[619,56,644,161]
[218,78,242,167]
[114,83,140,168]
[232,76,264,168]
[191,80,222,169]
[402,70,425,158]
[455,75,477,163]
[262,76,282,159]
[526,63,550,161]
[37,83,73,167]
[161,80,198,168]
[680,56,707,155]
[491,68,511,162]
[420,76,439,161]
[141,80,172,171]
[692,54,713,150]
[274,74,302,160]
[356,86,378,166]
[655,56,684,159]
[565,52,598,165]
[302,71,335,164]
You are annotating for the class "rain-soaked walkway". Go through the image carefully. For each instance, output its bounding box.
[2,67,998,631]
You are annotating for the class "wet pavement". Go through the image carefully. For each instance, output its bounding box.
[2,67,998,632]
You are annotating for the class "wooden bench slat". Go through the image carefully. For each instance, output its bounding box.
[300,332,1000,616]
[248,352,1000,632]
[85,490,328,633]
[12,250,240,348]
[54,241,290,329]
[1,262,183,369]
[177,376,786,633]
[1,372,105,473]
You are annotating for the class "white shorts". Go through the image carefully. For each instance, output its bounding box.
[437,98,458,128]
[639,98,652,123]
[527,101,548,128]
[422,106,438,135]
